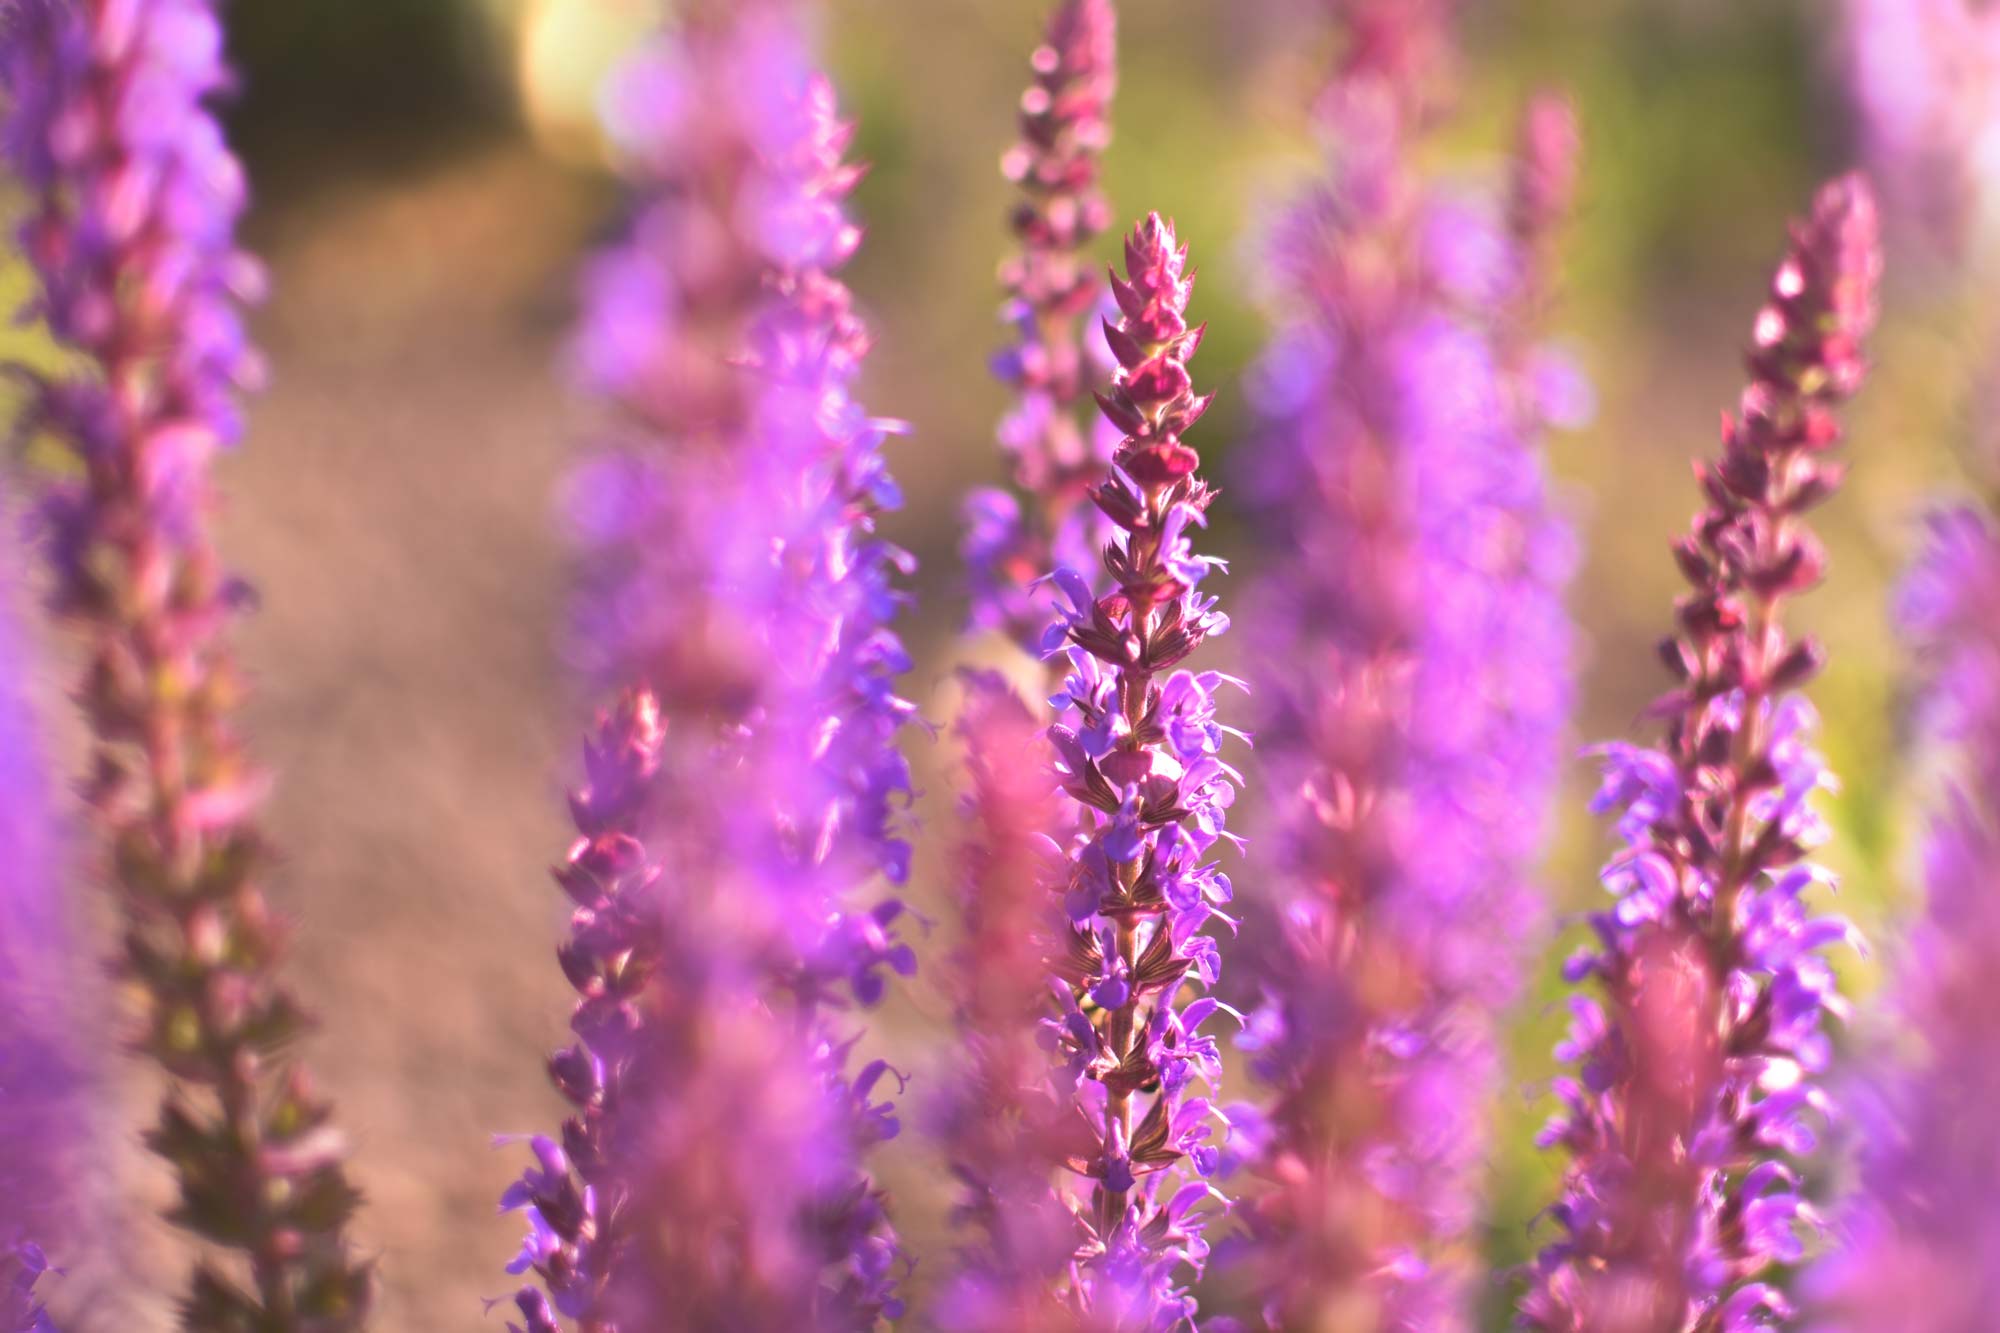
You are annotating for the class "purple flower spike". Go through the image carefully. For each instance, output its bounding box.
[1840,0,2000,254]
[1801,508,2000,1329]
[1,1,369,1325]
[504,690,881,1332]
[928,673,1095,1331]
[515,9,915,1329]
[1523,175,1880,1333]
[964,0,1119,650]
[1036,213,1236,1328]
[1232,5,1581,1324]
[568,7,914,888]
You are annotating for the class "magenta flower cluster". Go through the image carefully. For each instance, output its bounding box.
[7,1,1998,1332]
[964,0,1120,649]
[1,0,367,1324]
[1226,2,1584,1324]
[1800,508,2000,1331]
[1036,211,1238,1327]
[1525,175,1880,1333]
[505,9,916,1329]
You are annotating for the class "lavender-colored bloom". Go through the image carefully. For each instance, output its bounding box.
[499,691,887,1333]
[565,8,913,887]
[1840,0,2000,254]
[1,1,369,1325]
[964,0,1119,649]
[1232,5,1580,1323]
[1800,507,2000,1331]
[565,8,828,698]
[1038,213,1236,1328]
[928,673,1091,1331]
[510,11,915,1329]
[1523,176,1880,1333]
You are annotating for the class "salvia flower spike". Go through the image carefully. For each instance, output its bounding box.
[1840,0,2000,254]
[499,691,869,1333]
[1523,174,1880,1333]
[1801,508,2000,1329]
[964,0,1119,650]
[509,9,915,1329]
[567,5,820,703]
[1231,5,1581,1324]
[498,690,662,1331]
[1041,212,1236,1327]
[566,4,915,889]
[0,0,371,1325]
[929,673,1084,1330]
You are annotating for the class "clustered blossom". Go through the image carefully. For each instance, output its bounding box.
[964,0,1120,648]
[565,2,914,886]
[1232,1,1581,1324]
[929,674,1084,1331]
[0,1,369,1325]
[499,692,887,1333]
[1524,175,1880,1333]
[508,9,916,1329]
[1799,508,2000,1331]
[565,2,816,701]
[1840,0,2000,254]
[1038,213,1236,1326]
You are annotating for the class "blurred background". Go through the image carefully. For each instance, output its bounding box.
[1,0,1988,1327]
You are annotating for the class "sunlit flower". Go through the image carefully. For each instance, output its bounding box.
[1231,4,1581,1323]
[1524,174,1880,1333]
[1036,212,1237,1328]
[0,1,369,1323]
[964,0,1120,650]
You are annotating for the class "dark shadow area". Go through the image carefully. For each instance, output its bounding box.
[225,0,516,196]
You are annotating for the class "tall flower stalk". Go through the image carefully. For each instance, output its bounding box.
[1232,2,1582,1324]
[1798,516,2000,1329]
[933,6,1120,1322]
[1040,212,1236,1326]
[964,0,1118,649]
[1839,0,2000,254]
[500,690,888,1333]
[930,673,1083,1330]
[0,1,370,1325]
[505,8,915,1329]
[1523,175,1880,1333]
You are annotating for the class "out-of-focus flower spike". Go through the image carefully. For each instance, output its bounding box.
[1839,0,2000,256]
[928,672,1092,1330]
[1522,175,1880,1332]
[1232,5,1582,1326]
[965,0,1119,651]
[515,6,915,1328]
[504,688,876,1331]
[1800,504,2000,1323]
[1504,92,1581,337]
[1,1,371,1324]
